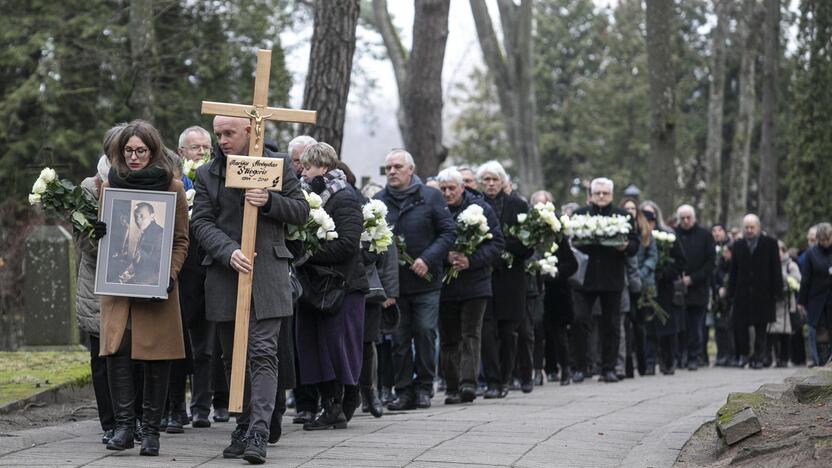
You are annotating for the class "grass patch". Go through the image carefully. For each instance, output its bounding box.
[717,392,767,426]
[0,351,90,406]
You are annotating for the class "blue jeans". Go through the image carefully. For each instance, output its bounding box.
[393,290,441,394]
[685,305,707,364]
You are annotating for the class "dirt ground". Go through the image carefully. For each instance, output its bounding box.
[0,394,99,434]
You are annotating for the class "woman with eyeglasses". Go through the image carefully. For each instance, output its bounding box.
[92,120,189,456]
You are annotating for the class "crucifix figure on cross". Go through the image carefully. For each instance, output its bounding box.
[194,49,316,417]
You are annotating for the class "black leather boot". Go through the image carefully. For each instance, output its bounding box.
[342,385,360,422]
[303,399,347,430]
[360,386,383,418]
[106,354,135,451]
[140,361,170,456]
[165,399,187,434]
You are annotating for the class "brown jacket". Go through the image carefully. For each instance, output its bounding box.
[99,179,189,360]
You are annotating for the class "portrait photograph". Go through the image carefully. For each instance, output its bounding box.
[94,188,177,299]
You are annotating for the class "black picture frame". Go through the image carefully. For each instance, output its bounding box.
[94,187,177,299]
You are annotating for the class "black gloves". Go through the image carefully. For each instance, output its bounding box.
[309,175,326,195]
[140,278,175,303]
[92,221,107,240]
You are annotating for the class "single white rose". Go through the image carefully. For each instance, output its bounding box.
[40,167,57,183]
[325,231,339,241]
[517,213,528,223]
[32,178,47,194]
[28,193,41,205]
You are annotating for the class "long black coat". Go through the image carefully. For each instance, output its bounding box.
[485,192,532,321]
[798,244,832,327]
[573,203,639,292]
[654,235,687,337]
[675,223,715,306]
[441,191,505,302]
[729,235,783,326]
[543,236,579,326]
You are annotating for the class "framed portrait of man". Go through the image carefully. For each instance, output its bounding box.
[94,188,177,299]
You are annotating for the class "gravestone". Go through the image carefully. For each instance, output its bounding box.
[22,224,78,347]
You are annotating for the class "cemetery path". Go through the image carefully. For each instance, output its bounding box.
[0,366,795,467]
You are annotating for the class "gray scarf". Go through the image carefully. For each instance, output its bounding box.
[386,174,423,205]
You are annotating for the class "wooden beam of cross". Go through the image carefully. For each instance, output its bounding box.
[201,49,316,412]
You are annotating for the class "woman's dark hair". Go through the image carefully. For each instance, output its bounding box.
[336,161,356,187]
[110,120,176,177]
[620,197,650,247]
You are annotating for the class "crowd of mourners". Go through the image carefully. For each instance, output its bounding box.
[73,118,832,464]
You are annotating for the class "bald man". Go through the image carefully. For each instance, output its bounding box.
[191,116,309,463]
[727,214,782,369]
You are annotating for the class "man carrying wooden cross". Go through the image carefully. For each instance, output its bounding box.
[190,115,308,463]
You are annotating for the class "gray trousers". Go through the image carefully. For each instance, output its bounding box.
[216,314,282,437]
[439,298,487,392]
[188,318,216,418]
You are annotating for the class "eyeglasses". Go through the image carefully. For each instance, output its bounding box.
[124,147,149,158]
[592,191,611,196]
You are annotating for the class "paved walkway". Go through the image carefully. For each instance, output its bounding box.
[0,366,795,467]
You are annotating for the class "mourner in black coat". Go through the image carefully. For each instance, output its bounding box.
[570,179,639,384]
[798,226,832,366]
[542,235,579,385]
[728,214,783,368]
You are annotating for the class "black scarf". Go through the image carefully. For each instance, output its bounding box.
[108,166,171,191]
[386,175,423,206]
[485,192,505,221]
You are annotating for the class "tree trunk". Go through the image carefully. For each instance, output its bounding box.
[727,0,762,228]
[299,0,360,156]
[758,0,779,231]
[644,0,678,212]
[371,0,449,178]
[470,0,543,192]
[128,0,156,121]
[704,0,729,225]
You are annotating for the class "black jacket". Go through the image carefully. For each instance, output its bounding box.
[798,244,832,327]
[486,192,532,320]
[675,223,716,306]
[729,235,783,326]
[655,234,687,336]
[305,186,369,294]
[440,191,505,302]
[375,182,456,295]
[573,204,639,292]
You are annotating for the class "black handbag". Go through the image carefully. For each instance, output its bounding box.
[298,264,346,315]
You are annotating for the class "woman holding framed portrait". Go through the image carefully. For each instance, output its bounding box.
[92,120,189,457]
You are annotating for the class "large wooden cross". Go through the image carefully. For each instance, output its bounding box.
[202,49,316,412]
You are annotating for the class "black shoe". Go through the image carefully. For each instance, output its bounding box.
[133,420,143,442]
[243,431,268,464]
[560,369,571,386]
[736,357,748,368]
[361,386,384,418]
[106,426,135,451]
[343,385,361,422]
[616,373,626,381]
[600,371,619,383]
[192,414,211,428]
[159,416,168,432]
[292,410,315,424]
[101,429,115,445]
[444,392,462,405]
[304,401,347,431]
[380,387,393,405]
[776,360,788,368]
[750,361,763,370]
[498,386,510,398]
[661,366,676,375]
[286,391,296,409]
[388,392,416,411]
[268,409,283,444]
[460,386,476,403]
[483,387,501,399]
[520,381,533,393]
[572,371,585,383]
[644,367,656,376]
[687,362,698,371]
[547,372,558,383]
[509,378,521,391]
[214,407,230,423]
[139,435,159,456]
[166,410,186,434]
[416,391,432,409]
[533,370,544,386]
[222,425,249,459]
[437,379,447,392]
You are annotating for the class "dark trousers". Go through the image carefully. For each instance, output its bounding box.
[658,333,677,371]
[684,305,707,365]
[89,334,115,432]
[359,303,382,388]
[532,314,548,371]
[392,291,441,394]
[631,306,647,375]
[715,313,734,363]
[572,290,621,374]
[439,298,487,392]
[734,323,768,364]
[515,295,540,384]
[481,303,519,388]
[376,338,394,390]
[212,345,229,409]
[769,333,790,364]
[189,318,218,418]
[216,314,282,436]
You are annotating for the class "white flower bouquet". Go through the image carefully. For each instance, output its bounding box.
[787,276,800,292]
[287,190,338,252]
[507,201,563,249]
[527,243,559,278]
[28,167,98,238]
[182,151,210,183]
[444,204,493,283]
[563,213,631,247]
[361,199,394,253]
[652,229,676,275]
